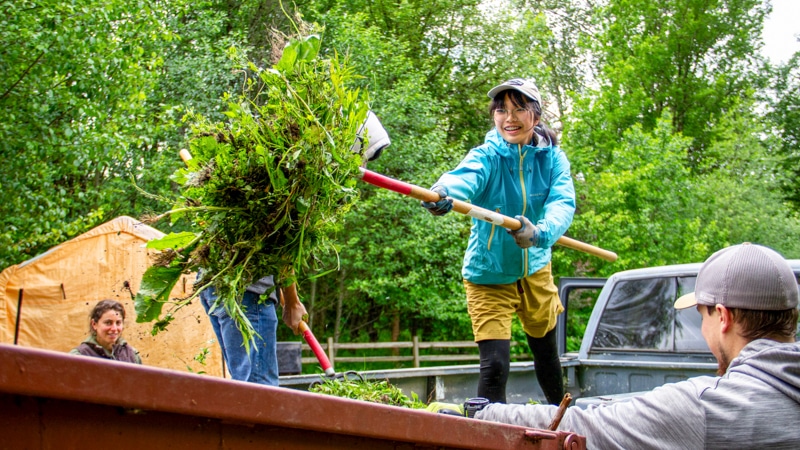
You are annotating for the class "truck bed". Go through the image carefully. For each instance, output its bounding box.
[0,343,584,449]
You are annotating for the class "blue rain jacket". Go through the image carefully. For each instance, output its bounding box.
[434,128,575,285]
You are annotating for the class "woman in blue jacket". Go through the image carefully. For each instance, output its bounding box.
[422,78,575,404]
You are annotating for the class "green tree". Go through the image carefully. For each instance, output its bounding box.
[570,0,769,167]
[0,0,179,268]
[570,115,714,272]
[562,0,800,268]
[764,55,800,210]
[691,107,800,257]
[0,0,263,269]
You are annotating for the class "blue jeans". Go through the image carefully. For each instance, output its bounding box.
[200,287,279,386]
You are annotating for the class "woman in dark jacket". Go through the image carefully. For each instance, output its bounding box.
[70,299,141,364]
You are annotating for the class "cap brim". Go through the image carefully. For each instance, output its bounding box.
[487,84,541,104]
[487,85,515,99]
[674,292,697,310]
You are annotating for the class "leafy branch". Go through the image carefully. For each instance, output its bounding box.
[134,25,373,346]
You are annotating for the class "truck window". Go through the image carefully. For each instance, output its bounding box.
[674,275,709,351]
[591,276,710,353]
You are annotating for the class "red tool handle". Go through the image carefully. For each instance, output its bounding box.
[299,320,335,377]
[358,167,618,262]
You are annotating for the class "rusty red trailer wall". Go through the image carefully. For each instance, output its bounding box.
[0,344,585,449]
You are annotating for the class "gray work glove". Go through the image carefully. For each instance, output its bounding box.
[508,215,540,248]
[421,185,453,216]
[350,110,391,162]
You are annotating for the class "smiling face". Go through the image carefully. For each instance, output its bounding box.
[91,309,124,351]
[492,93,539,146]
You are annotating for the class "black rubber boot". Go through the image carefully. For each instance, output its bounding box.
[526,328,564,405]
[477,339,511,403]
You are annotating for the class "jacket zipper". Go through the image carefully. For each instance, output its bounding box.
[488,209,498,251]
[518,143,528,277]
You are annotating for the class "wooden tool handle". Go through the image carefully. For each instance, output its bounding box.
[359,168,618,262]
[548,393,573,431]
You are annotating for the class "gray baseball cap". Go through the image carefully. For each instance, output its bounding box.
[674,243,799,310]
[487,78,542,105]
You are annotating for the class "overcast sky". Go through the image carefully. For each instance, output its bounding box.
[761,0,800,64]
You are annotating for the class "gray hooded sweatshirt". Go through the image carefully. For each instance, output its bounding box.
[477,339,800,449]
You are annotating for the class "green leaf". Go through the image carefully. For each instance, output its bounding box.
[296,34,320,62]
[276,41,298,73]
[296,196,310,214]
[134,264,184,323]
[146,231,197,250]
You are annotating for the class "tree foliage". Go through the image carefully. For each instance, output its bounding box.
[571,0,768,166]
[765,55,800,209]
[564,0,800,277]
[2,0,798,363]
[0,0,178,267]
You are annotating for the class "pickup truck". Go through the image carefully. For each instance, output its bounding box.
[281,259,800,406]
[562,258,800,407]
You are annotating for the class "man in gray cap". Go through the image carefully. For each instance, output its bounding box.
[673,242,798,376]
[429,243,800,449]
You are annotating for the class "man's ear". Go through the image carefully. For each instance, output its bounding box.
[717,304,733,333]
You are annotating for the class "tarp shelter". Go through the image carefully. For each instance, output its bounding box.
[0,216,223,376]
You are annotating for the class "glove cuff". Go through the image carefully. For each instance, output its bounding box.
[351,111,390,162]
[531,225,540,247]
[430,185,449,198]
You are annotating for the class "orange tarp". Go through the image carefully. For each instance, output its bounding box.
[0,216,223,376]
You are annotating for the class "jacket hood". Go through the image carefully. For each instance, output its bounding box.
[484,128,551,158]
[728,339,800,403]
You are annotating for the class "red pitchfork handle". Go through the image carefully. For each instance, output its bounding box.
[283,281,336,377]
[358,167,618,263]
[298,320,335,377]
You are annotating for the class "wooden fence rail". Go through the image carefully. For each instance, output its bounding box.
[301,336,525,368]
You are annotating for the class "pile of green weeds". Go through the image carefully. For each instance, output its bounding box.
[134,25,371,346]
[309,373,427,409]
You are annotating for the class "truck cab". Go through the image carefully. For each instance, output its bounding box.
[559,260,800,408]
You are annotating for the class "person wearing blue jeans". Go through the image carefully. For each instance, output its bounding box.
[199,110,390,386]
[200,276,283,385]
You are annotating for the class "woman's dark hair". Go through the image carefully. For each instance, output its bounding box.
[89,299,126,333]
[489,90,559,146]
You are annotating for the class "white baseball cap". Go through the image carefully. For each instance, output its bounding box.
[487,78,542,105]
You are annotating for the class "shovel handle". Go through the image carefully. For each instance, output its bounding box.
[299,320,335,377]
[359,168,618,262]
